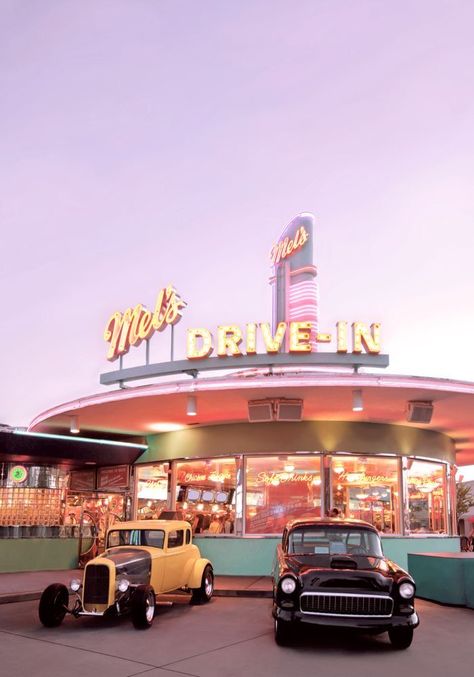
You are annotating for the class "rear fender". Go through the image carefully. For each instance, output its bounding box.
[187,558,213,589]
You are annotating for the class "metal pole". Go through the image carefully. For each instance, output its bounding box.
[170,324,175,361]
[145,340,150,365]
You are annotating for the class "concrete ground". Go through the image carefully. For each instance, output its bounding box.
[0,570,272,604]
[0,594,472,677]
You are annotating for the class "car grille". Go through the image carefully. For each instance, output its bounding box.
[301,593,393,617]
[83,565,110,605]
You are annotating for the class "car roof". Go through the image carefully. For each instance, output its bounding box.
[285,517,378,532]
[107,520,192,532]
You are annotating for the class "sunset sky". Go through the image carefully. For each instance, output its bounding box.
[1,1,474,428]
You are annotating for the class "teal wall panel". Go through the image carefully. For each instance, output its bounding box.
[194,536,461,576]
[195,537,280,575]
[382,538,460,571]
[0,539,79,573]
[408,552,474,607]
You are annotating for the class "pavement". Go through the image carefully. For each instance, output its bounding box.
[0,569,273,604]
[0,594,472,677]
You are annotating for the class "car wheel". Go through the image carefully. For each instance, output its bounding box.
[38,583,69,628]
[191,565,214,604]
[131,585,156,629]
[388,626,414,649]
[274,617,293,646]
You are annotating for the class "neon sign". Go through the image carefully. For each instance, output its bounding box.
[256,471,321,486]
[178,471,232,484]
[104,285,186,361]
[186,321,381,359]
[270,225,309,265]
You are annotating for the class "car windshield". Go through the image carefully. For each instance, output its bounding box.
[107,529,165,549]
[287,526,383,557]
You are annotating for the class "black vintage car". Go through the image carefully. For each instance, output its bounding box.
[272,518,419,648]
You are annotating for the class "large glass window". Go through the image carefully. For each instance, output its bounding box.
[406,459,447,533]
[245,455,322,534]
[175,458,237,534]
[136,463,170,520]
[330,455,400,533]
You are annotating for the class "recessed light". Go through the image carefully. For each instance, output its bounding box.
[149,423,185,433]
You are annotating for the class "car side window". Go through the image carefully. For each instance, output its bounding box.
[185,529,191,544]
[142,530,165,548]
[168,529,184,548]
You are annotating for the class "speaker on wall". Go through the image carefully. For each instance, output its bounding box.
[406,401,433,424]
[248,400,274,422]
[274,399,303,421]
[248,398,304,422]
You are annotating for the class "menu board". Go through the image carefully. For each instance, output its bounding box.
[97,465,130,491]
[69,470,96,491]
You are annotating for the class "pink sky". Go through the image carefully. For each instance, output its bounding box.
[1,1,474,428]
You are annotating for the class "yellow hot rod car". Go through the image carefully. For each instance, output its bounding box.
[38,520,214,629]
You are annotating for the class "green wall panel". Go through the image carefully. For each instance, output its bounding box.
[408,552,474,607]
[195,537,280,575]
[142,421,455,464]
[193,536,461,576]
[382,537,460,571]
[0,539,79,573]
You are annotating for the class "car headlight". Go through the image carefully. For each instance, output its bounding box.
[117,577,130,593]
[280,576,297,594]
[70,578,82,592]
[399,581,415,599]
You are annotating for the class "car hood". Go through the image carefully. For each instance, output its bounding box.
[100,547,152,583]
[286,554,397,593]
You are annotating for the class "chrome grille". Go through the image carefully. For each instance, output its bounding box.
[301,592,393,617]
[83,565,110,605]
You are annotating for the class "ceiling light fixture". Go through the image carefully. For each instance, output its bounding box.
[352,389,363,412]
[70,415,80,434]
[187,395,197,416]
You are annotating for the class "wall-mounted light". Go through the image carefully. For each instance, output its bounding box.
[187,395,197,416]
[352,389,363,412]
[70,415,80,434]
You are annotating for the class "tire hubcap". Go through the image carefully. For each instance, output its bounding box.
[146,594,155,622]
[204,576,213,597]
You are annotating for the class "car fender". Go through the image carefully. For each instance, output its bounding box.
[187,558,213,589]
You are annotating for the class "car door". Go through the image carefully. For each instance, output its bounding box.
[162,528,190,591]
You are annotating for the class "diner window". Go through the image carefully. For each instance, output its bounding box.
[330,455,400,534]
[136,463,169,520]
[245,455,322,535]
[175,458,237,535]
[406,459,447,534]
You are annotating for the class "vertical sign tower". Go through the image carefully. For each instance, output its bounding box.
[269,212,318,350]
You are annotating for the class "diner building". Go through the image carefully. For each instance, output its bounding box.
[2,214,473,573]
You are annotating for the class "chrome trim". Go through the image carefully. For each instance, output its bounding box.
[78,610,106,617]
[300,592,394,618]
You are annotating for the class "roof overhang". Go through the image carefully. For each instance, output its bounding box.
[0,430,147,469]
[28,370,474,466]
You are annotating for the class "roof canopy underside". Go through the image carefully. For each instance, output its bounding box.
[29,371,474,466]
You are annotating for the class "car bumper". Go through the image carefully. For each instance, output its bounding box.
[273,605,419,632]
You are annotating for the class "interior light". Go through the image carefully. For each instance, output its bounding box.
[187,395,197,416]
[284,463,295,472]
[352,389,363,412]
[70,416,80,434]
[333,464,345,474]
[149,422,185,432]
